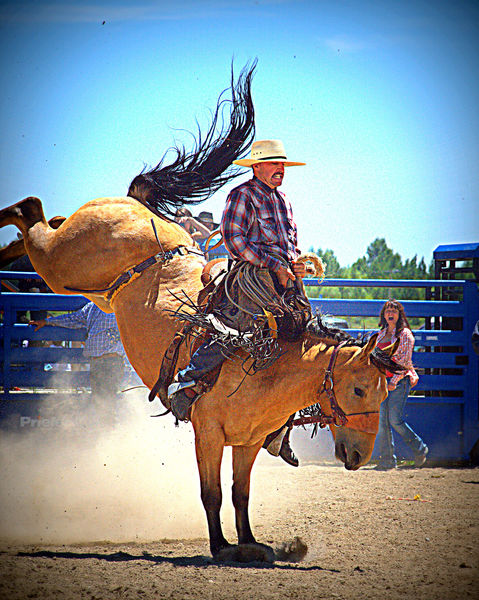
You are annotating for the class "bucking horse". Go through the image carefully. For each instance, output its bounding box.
[0,62,400,562]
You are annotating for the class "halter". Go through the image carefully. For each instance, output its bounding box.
[293,341,380,435]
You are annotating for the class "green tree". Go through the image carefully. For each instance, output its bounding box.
[308,238,434,302]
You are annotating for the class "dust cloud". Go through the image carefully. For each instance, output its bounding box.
[0,389,216,545]
[0,385,337,546]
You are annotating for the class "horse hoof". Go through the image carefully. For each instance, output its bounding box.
[214,543,275,564]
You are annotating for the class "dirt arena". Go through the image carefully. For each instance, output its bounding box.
[0,395,478,600]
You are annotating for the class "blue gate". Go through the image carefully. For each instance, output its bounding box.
[1,270,478,461]
[0,272,90,415]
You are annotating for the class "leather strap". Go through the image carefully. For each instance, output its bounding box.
[148,328,189,407]
[64,245,202,297]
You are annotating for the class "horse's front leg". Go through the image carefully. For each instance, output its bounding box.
[232,443,262,545]
[194,427,231,556]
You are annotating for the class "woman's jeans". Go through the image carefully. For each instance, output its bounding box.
[378,377,427,466]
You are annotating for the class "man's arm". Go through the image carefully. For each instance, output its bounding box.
[277,261,306,287]
[472,320,479,356]
[29,306,87,331]
[177,216,211,240]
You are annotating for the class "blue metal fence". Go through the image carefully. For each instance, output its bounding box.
[1,272,89,407]
[1,271,478,461]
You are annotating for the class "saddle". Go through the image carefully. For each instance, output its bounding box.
[149,257,313,408]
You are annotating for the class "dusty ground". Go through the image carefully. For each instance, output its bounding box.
[1,461,478,600]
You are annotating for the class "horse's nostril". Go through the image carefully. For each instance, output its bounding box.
[344,450,362,471]
[336,442,347,463]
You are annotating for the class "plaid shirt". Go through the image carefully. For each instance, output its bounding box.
[377,327,419,386]
[220,176,300,272]
[46,302,125,358]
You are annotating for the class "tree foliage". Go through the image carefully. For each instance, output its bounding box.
[307,237,434,302]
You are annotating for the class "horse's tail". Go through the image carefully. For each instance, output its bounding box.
[127,60,256,217]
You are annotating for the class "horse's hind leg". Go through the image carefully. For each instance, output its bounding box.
[0,197,47,234]
[194,428,231,556]
[232,444,262,545]
[0,215,66,269]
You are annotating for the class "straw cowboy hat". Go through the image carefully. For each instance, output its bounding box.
[233,139,306,167]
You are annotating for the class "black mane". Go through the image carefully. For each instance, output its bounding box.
[127,61,256,217]
[306,314,404,375]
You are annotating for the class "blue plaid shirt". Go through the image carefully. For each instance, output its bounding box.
[46,302,125,358]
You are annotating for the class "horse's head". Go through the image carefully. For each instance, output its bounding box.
[323,334,399,470]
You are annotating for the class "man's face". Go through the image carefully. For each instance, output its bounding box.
[253,161,285,189]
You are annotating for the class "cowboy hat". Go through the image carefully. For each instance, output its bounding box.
[197,211,219,229]
[232,140,306,167]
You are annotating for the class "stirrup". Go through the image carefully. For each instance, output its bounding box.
[279,436,299,467]
[169,387,199,423]
[265,426,288,457]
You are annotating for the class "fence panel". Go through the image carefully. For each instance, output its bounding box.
[304,277,479,461]
[1,272,90,419]
[1,271,478,461]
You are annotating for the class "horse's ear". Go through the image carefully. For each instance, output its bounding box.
[382,338,400,357]
[358,333,379,363]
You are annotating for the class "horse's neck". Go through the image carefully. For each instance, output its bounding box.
[286,339,335,389]
[278,338,355,410]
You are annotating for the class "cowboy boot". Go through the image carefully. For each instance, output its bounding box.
[279,426,299,467]
[263,425,299,468]
[168,383,200,422]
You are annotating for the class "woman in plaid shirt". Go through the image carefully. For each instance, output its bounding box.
[169,140,307,466]
[374,299,428,470]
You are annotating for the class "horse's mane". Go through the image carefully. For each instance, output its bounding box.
[127,61,256,217]
[306,314,404,375]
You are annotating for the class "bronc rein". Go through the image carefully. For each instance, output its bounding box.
[293,341,380,435]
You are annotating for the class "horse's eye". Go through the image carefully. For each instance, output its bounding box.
[354,387,364,397]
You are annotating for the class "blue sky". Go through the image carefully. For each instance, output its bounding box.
[0,0,477,267]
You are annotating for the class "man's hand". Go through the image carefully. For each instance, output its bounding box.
[277,261,307,288]
[291,260,306,279]
[387,382,396,392]
[276,266,296,288]
[29,319,46,331]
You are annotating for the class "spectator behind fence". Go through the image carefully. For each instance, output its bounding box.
[196,211,219,231]
[30,301,126,402]
[374,299,428,470]
[175,208,213,244]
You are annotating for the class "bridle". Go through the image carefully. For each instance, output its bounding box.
[292,341,380,435]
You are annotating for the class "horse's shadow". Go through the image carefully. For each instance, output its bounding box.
[16,549,338,572]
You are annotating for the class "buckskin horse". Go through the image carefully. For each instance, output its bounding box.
[0,63,400,562]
